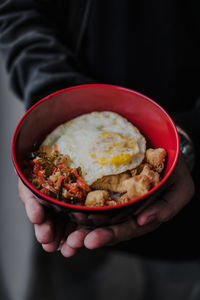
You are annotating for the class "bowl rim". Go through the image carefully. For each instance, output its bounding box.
[12,83,180,211]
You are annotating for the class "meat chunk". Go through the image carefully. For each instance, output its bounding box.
[85,190,110,207]
[123,175,151,199]
[105,200,118,206]
[86,147,166,206]
[145,148,167,173]
[139,163,160,188]
[91,172,131,193]
[115,193,130,205]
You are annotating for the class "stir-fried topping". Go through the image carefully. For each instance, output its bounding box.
[24,149,90,205]
[23,145,167,207]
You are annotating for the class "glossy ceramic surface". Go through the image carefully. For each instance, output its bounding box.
[12,84,179,226]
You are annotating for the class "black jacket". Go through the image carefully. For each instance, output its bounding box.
[0,0,200,259]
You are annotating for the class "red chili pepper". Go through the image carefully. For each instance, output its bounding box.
[64,183,70,189]
[77,190,83,199]
[72,186,79,194]
[77,177,90,192]
[38,169,45,179]
[57,165,64,169]
[57,176,64,187]
[71,168,90,192]
[33,158,40,164]
[71,168,79,178]
[52,167,57,175]
[57,165,70,172]
[33,165,40,174]
[64,183,79,194]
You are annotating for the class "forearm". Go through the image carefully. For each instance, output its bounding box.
[0,0,97,109]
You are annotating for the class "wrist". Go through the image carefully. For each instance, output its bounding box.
[176,125,195,172]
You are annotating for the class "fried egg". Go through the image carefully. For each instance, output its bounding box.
[41,111,146,185]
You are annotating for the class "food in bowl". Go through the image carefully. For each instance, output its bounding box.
[24,111,167,207]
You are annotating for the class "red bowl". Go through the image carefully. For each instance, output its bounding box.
[12,84,179,227]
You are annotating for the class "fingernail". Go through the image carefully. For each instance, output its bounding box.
[57,239,65,251]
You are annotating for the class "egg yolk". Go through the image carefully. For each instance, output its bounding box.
[90,132,139,166]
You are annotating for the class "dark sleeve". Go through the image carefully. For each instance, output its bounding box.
[0,0,97,109]
[171,106,200,186]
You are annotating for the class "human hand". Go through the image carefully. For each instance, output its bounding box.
[18,179,77,254]
[61,155,195,255]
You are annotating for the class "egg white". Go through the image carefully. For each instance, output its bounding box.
[41,111,146,185]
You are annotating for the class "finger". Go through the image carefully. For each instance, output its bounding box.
[25,197,45,224]
[84,217,159,249]
[34,220,55,244]
[66,228,90,249]
[18,179,45,224]
[42,225,64,253]
[60,243,78,257]
[84,227,115,249]
[42,218,76,253]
